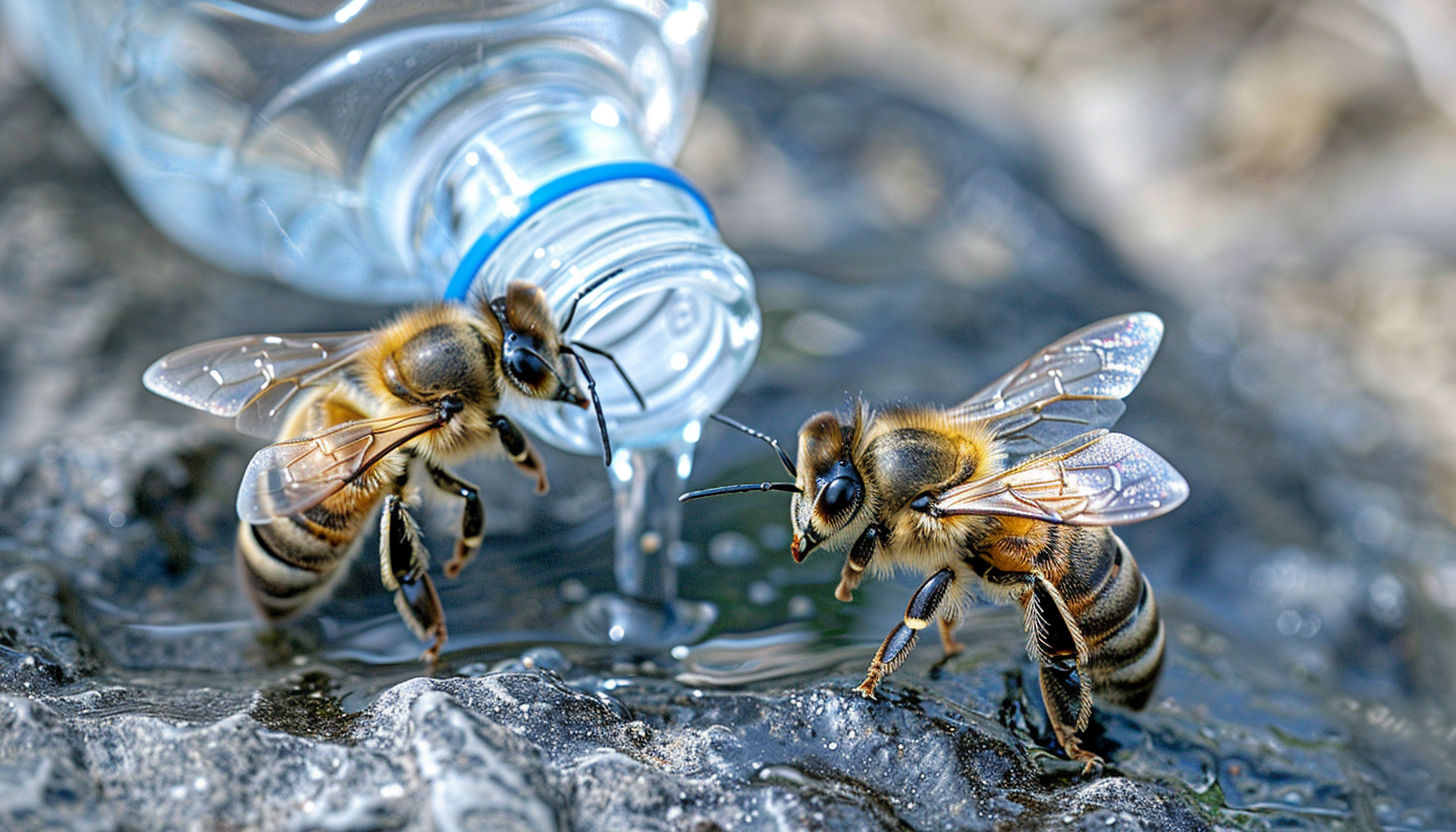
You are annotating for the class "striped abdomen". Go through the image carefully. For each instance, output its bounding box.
[236,496,380,621]
[235,388,386,622]
[1053,528,1164,709]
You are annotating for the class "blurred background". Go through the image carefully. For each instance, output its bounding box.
[4,0,1456,826]
[705,0,1456,524]
[685,0,1456,696]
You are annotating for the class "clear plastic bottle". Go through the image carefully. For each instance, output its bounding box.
[0,0,759,455]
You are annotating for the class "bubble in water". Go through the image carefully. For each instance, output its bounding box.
[709,532,758,566]
[787,595,815,619]
[1368,574,1407,626]
[747,581,777,605]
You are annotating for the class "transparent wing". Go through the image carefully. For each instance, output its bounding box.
[949,313,1163,457]
[236,408,441,524]
[143,332,373,438]
[929,430,1188,526]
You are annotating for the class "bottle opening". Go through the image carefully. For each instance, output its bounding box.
[444,162,717,302]
[462,174,759,455]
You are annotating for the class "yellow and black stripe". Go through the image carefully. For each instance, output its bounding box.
[236,493,375,622]
[1061,530,1164,710]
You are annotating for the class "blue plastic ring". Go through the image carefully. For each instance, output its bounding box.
[443,162,717,301]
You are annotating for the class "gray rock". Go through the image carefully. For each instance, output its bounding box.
[2,667,1219,832]
[0,565,89,693]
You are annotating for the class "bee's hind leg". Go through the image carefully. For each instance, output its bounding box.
[855,567,955,699]
[492,415,549,494]
[1027,577,1100,774]
[380,492,447,663]
[1038,657,1104,775]
[427,463,483,579]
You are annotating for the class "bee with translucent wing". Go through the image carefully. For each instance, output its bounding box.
[681,313,1188,771]
[145,280,642,662]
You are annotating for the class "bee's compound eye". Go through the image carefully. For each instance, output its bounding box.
[505,348,551,393]
[818,475,861,520]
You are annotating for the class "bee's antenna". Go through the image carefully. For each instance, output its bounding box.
[560,268,625,334]
[560,346,613,466]
[679,482,802,502]
[571,342,646,410]
[710,414,797,477]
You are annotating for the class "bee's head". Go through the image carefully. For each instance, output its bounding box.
[490,282,588,408]
[790,405,869,563]
[676,406,870,561]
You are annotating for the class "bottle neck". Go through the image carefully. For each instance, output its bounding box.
[369,61,757,455]
[471,176,758,454]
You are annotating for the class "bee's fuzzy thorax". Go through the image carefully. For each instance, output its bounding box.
[355,304,502,410]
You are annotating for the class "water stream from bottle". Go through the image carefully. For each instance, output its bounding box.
[574,430,717,646]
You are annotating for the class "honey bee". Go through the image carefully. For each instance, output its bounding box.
[144,279,641,662]
[682,313,1187,771]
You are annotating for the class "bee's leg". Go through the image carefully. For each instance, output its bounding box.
[426,464,484,579]
[855,567,955,699]
[1025,576,1100,774]
[491,415,549,494]
[379,492,447,663]
[836,523,888,602]
[937,615,965,657]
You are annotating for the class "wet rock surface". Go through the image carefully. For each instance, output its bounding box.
[3,26,1456,832]
[4,664,1217,832]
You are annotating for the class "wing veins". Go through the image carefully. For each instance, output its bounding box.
[947,314,1163,455]
[929,431,1187,526]
[237,408,442,523]
[143,332,372,438]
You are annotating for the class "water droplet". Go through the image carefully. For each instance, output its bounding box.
[1276,609,1301,636]
[560,579,589,603]
[748,581,777,605]
[709,531,758,566]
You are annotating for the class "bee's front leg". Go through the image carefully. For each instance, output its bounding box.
[491,415,549,494]
[836,523,888,602]
[855,567,955,699]
[380,491,447,663]
[427,463,483,579]
[937,616,965,657]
